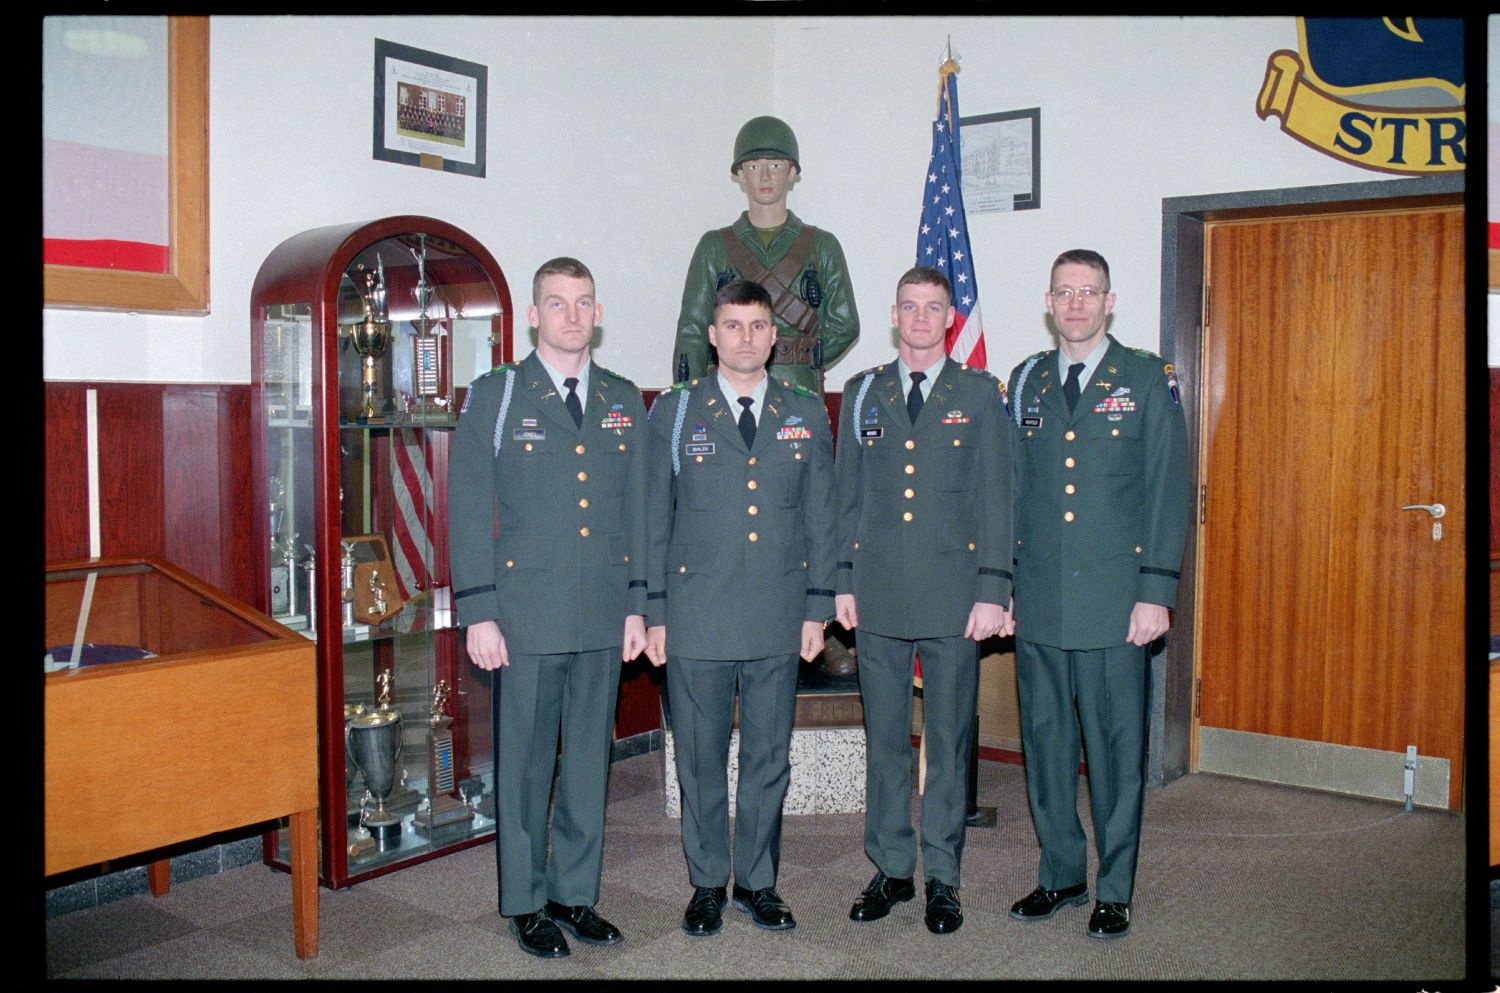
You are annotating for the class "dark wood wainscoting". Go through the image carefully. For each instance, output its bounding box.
[43,381,858,741]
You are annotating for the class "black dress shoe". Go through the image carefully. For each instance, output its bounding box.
[924,879,963,934]
[510,911,570,958]
[1087,901,1131,939]
[849,870,916,922]
[681,886,727,937]
[1008,883,1089,921]
[731,884,796,931]
[545,901,623,946]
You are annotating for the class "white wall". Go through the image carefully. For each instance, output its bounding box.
[44,15,1413,389]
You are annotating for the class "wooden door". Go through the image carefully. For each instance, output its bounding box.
[1196,207,1465,808]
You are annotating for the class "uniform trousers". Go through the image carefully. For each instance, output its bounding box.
[857,631,978,887]
[665,653,799,891]
[492,647,620,917]
[1015,638,1150,905]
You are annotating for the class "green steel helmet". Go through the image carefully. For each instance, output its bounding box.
[731,116,800,175]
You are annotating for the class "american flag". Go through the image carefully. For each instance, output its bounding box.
[390,427,433,600]
[915,58,986,370]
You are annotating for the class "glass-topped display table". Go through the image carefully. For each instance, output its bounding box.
[45,555,319,959]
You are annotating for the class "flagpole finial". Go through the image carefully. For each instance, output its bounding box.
[939,37,960,77]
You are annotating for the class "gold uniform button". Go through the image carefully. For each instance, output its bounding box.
[853,542,860,550]
[952,438,961,447]
[1064,457,1076,468]
[1136,546,1143,553]
[867,439,875,447]
[580,526,590,537]
[579,498,590,508]
[505,560,514,568]
[1111,428,1120,437]
[905,440,916,450]
[902,511,913,522]
[968,543,976,551]
[748,532,759,542]
[525,443,534,452]
[1063,511,1075,523]
[1065,430,1076,441]
[696,455,704,463]
[679,565,687,573]
[747,480,758,490]
[795,452,803,460]
[904,488,915,499]
[577,470,588,482]
[748,505,759,516]
[1026,430,1034,438]
[748,456,758,465]
[1064,484,1075,495]
[619,442,628,451]
[575,444,586,455]
[905,464,916,475]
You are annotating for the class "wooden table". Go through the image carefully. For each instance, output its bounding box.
[45,556,320,959]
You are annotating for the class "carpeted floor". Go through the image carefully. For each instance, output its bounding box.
[44,750,1470,981]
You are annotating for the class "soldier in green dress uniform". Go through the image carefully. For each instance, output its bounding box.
[644,280,836,939]
[448,258,648,960]
[1005,249,1189,940]
[833,266,1014,936]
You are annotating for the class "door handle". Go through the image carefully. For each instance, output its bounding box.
[1400,502,1446,541]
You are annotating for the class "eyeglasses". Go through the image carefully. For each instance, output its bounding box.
[1049,287,1107,304]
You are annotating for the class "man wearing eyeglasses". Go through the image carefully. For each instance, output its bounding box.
[1005,249,1188,940]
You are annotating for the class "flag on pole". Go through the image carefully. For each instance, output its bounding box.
[915,56,986,371]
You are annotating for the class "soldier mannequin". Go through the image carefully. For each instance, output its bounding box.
[644,280,837,939]
[1005,249,1189,940]
[672,115,859,396]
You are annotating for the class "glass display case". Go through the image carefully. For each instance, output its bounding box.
[250,216,513,887]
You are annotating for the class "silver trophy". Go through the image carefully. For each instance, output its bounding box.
[406,233,450,420]
[346,672,404,850]
[340,540,357,628]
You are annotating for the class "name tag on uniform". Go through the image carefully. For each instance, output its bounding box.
[859,427,884,439]
[685,442,715,456]
[1020,416,1042,428]
[513,428,546,441]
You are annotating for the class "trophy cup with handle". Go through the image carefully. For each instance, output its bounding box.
[349,256,391,423]
[346,671,404,851]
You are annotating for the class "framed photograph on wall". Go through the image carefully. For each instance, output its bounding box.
[373,39,487,178]
[959,107,1040,214]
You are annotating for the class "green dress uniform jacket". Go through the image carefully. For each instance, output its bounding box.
[833,361,1013,636]
[644,376,837,655]
[1007,335,1189,650]
[447,349,647,917]
[449,351,648,650]
[673,210,859,394]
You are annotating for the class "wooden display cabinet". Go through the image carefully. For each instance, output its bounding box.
[250,216,513,888]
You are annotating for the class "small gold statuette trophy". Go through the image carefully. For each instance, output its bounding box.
[349,255,391,424]
[413,680,476,836]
